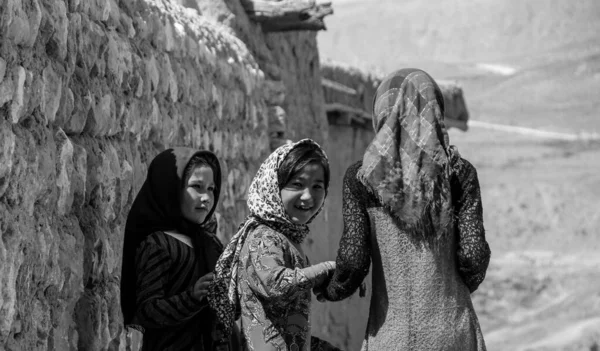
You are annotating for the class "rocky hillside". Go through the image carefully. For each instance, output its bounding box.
[319,0,600,132]
[320,0,600,65]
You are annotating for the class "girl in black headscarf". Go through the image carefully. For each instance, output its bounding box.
[120,148,231,351]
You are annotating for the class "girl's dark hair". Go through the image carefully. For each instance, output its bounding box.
[182,155,215,188]
[277,143,330,191]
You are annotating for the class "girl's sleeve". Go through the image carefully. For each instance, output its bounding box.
[323,162,371,301]
[245,228,335,301]
[134,234,206,328]
[453,159,491,293]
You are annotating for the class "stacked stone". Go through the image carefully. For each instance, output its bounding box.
[0,0,271,349]
[265,31,329,148]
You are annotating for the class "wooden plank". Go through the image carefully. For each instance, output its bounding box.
[241,0,333,31]
[321,78,357,95]
[242,0,317,15]
[325,103,370,120]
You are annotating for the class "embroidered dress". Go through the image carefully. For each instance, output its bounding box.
[322,69,491,351]
[208,139,340,351]
[237,224,334,350]
[120,148,229,351]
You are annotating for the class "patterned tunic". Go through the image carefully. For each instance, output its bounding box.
[134,231,221,351]
[237,224,337,351]
[208,139,340,351]
[324,159,491,351]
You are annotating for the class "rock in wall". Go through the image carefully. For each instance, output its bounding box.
[0,0,337,349]
[264,31,329,147]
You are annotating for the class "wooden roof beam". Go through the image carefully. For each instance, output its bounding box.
[242,0,333,32]
[321,78,357,95]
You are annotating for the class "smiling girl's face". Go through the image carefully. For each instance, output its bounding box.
[180,165,215,224]
[280,162,326,225]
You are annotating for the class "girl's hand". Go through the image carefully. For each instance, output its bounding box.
[313,286,326,302]
[312,261,336,302]
[313,261,336,287]
[192,272,214,301]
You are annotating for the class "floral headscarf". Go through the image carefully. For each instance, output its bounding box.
[207,138,329,337]
[358,68,459,240]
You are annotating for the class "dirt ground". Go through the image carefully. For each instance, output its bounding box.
[450,128,600,351]
[448,43,600,351]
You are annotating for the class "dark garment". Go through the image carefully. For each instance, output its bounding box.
[450,157,491,292]
[323,160,490,350]
[135,232,223,351]
[120,147,223,350]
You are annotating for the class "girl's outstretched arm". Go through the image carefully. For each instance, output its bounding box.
[453,158,491,293]
[323,162,372,301]
[245,227,335,301]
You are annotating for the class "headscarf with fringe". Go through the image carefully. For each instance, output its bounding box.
[207,138,329,337]
[358,68,459,240]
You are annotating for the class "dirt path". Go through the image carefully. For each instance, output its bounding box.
[449,127,600,351]
[473,251,600,351]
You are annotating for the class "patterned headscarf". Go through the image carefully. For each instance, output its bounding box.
[207,138,329,337]
[358,68,458,239]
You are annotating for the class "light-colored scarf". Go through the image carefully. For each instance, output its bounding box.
[358,68,458,240]
[207,138,328,336]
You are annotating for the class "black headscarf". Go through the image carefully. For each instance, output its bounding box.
[120,147,222,326]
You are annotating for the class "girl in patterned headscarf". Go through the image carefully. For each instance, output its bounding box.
[120,148,235,351]
[320,69,491,350]
[208,139,341,351]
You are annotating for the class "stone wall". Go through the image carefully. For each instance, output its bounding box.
[0,0,334,350]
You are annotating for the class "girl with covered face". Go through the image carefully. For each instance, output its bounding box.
[120,148,235,350]
[208,139,341,351]
[320,69,491,350]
